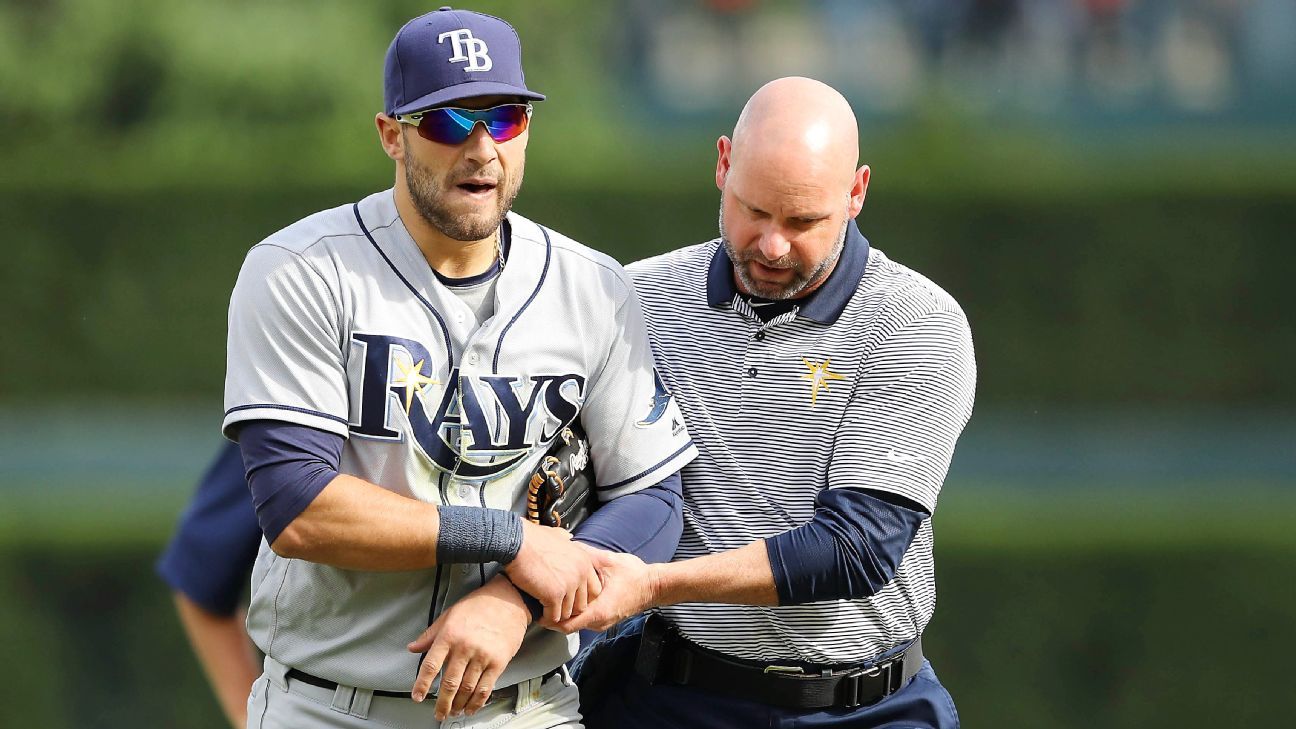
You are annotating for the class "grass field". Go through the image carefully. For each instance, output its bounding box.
[5,477,1292,552]
[936,482,1296,549]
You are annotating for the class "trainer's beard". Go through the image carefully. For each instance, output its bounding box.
[404,147,524,242]
[718,201,848,300]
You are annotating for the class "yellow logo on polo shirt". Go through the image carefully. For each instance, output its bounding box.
[800,359,844,406]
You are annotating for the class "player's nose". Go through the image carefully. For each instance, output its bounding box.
[461,123,498,165]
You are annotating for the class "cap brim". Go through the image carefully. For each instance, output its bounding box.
[391,81,545,115]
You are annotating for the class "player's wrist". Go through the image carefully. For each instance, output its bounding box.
[498,571,544,623]
[504,519,536,570]
[487,574,534,625]
[435,506,524,565]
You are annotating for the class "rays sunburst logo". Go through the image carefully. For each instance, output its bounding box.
[800,358,844,406]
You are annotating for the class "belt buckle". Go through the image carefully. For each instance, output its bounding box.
[839,660,893,709]
[763,664,804,675]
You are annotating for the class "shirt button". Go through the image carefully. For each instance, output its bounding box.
[747,367,758,378]
[467,352,479,365]
[457,484,470,499]
[754,331,766,342]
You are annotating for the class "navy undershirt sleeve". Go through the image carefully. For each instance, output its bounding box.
[765,487,928,606]
[236,420,344,545]
[572,470,683,564]
[155,441,264,616]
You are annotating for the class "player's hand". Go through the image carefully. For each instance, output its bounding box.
[408,574,530,720]
[503,520,602,624]
[556,546,659,634]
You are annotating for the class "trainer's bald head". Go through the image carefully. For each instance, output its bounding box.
[729,77,860,190]
[715,77,869,300]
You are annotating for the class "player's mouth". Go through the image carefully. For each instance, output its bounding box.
[455,177,498,199]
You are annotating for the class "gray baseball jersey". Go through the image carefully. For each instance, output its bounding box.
[223,189,696,692]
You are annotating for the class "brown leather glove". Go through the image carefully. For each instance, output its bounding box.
[525,422,596,530]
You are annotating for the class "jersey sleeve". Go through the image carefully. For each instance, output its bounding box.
[223,244,350,439]
[827,308,977,514]
[580,280,697,499]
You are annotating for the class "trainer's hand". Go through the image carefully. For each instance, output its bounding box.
[408,574,530,720]
[503,520,602,623]
[557,547,659,634]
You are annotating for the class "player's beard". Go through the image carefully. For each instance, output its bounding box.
[718,201,848,300]
[404,150,524,242]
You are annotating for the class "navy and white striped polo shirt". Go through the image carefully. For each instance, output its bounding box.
[628,221,976,665]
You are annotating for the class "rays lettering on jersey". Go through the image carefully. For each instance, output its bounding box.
[350,333,585,479]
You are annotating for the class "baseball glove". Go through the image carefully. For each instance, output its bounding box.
[526,422,595,530]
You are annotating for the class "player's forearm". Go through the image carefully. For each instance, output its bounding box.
[173,595,260,729]
[648,541,779,607]
[271,474,444,570]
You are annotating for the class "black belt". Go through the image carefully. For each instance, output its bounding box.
[285,666,562,701]
[633,614,923,710]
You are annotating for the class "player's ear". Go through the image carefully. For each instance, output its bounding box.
[847,164,870,218]
[376,113,404,162]
[715,135,732,191]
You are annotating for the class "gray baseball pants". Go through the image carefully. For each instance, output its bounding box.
[247,656,583,729]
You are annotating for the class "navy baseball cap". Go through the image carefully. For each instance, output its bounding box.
[384,6,545,116]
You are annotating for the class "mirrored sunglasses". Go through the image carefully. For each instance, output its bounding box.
[396,103,533,145]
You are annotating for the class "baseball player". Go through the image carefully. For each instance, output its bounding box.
[156,442,262,728]
[224,7,694,728]
[557,77,977,728]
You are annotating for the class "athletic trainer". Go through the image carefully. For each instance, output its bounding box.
[564,77,977,728]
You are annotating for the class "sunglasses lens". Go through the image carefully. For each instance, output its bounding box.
[415,105,530,144]
[482,108,530,141]
[416,109,475,144]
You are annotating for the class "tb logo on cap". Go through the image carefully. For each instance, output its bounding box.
[438,29,492,72]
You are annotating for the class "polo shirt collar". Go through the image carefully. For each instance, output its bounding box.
[706,219,870,325]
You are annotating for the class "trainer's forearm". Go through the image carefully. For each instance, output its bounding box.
[173,595,260,729]
[648,541,779,607]
[270,474,443,570]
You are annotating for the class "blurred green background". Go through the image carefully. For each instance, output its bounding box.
[2,0,1293,727]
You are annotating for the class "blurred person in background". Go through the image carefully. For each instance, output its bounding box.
[156,443,262,728]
